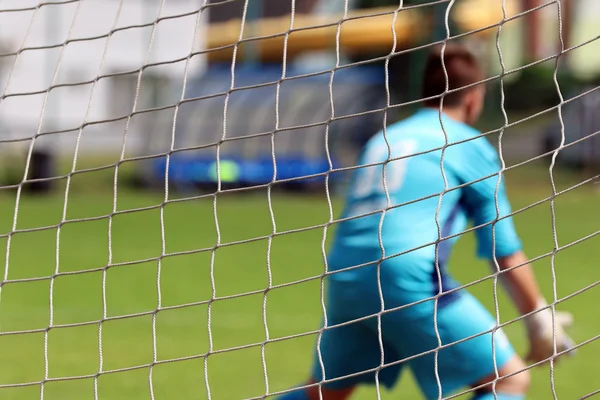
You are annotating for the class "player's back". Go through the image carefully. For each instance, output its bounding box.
[327,108,482,304]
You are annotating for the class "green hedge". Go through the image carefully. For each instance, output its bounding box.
[497,64,588,112]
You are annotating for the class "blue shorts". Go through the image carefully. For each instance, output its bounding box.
[310,288,515,399]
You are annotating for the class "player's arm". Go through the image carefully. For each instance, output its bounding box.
[457,137,575,363]
[494,251,571,328]
[494,250,540,315]
[495,251,576,363]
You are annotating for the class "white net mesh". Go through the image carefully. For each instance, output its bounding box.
[0,0,599,399]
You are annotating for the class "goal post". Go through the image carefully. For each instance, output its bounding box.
[0,1,598,400]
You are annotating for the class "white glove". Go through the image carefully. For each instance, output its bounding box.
[524,299,576,364]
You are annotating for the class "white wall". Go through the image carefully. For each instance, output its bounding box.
[484,0,599,81]
[0,0,207,156]
[565,0,600,79]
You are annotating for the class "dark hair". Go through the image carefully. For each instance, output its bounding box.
[422,43,484,108]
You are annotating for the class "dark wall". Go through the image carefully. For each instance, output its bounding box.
[207,0,317,23]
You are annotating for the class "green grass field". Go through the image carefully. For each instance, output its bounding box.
[0,164,598,400]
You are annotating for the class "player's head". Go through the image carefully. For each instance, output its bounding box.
[422,43,485,125]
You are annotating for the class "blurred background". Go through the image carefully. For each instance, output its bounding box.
[0,0,599,192]
[0,1,598,399]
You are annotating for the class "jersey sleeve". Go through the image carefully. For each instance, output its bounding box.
[456,136,523,260]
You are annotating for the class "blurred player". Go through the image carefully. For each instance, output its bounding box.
[277,44,576,400]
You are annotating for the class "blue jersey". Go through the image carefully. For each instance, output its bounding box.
[327,108,522,300]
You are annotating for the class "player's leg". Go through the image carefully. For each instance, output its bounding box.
[278,282,404,400]
[436,293,529,399]
[378,291,528,400]
[277,318,403,400]
[470,393,525,400]
[277,381,353,400]
[469,354,530,400]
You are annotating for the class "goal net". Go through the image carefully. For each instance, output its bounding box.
[0,0,598,399]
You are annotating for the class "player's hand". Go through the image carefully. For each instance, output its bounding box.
[524,299,576,364]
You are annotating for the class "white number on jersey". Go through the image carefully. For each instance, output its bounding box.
[353,139,417,198]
